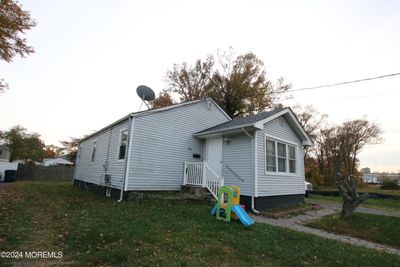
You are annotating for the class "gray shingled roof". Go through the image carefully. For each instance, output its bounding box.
[196,108,285,134]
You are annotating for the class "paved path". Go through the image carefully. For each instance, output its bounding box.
[251,202,400,256]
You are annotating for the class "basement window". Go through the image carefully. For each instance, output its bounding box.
[118,130,128,160]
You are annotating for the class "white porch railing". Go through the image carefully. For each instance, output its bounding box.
[183,162,224,199]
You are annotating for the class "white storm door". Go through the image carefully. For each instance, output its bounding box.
[206,138,223,177]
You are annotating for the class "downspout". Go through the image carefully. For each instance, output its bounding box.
[241,128,260,214]
[118,116,135,202]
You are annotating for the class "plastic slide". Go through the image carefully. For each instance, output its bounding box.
[211,204,217,216]
[231,205,254,227]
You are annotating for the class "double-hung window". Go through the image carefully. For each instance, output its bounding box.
[288,145,296,173]
[266,140,276,172]
[118,130,128,160]
[277,142,287,172]
[265,136,297,175]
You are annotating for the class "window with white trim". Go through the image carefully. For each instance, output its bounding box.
[91,141,97,162]
[288,145,296,173]
[266,140,276,172]
[265,138,297,174]
[118,130,128,160]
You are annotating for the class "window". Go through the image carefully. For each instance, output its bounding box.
[266,140,276,172]
[118,130,128,160]
[288,145,296,173]
[91,141,97,162]
[277,142,287,172]
[265,137,297,174]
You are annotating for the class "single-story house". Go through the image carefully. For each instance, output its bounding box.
[362,174,379,184]
[0,162,18,182]
[74,98,312,210]
[42,158,74,166]
[0,145,11,162]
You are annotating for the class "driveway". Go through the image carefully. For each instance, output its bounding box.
[251,200,400,256]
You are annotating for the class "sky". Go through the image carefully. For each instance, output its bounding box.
[1,0,399,172]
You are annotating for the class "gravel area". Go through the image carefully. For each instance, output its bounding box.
[251,201,400,256]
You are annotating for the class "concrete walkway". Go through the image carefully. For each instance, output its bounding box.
[251,202,400,256]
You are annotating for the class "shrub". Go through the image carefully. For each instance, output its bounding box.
[380,177,400,190]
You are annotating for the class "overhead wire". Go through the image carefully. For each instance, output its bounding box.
[287,72,400,92]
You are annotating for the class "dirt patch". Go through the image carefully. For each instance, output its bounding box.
[260,203,321,218]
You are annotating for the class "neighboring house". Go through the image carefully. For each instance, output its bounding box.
[42,158,74,166]
[0,147,18,181]
[74,98,312,210]
[0,145,11,162]
[362,174,379,184]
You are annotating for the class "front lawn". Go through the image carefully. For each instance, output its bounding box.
[306,213,400,249]
[1,181,399,266]
[308,194,400,211]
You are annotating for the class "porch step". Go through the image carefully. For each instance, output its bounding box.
[181,185,216,202]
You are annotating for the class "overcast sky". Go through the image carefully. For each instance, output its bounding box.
[1,0,399,172]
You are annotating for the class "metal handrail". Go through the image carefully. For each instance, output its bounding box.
[221,161,245,182]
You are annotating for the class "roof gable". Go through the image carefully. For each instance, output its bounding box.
[79,98,230,143]
[194,108,313,146]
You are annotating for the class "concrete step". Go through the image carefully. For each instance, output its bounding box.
[181,185,215,202]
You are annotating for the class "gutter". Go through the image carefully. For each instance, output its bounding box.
[118,116,135,202]
[241,128,260,214]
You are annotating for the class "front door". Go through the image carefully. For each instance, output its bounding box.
[206,138,223,177]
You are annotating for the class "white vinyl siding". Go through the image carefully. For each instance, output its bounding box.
[257,116,305,197]
[127,100,230,191]
[74,120,129,189]
[221,134,252,196]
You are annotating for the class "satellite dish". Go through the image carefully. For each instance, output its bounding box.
[136,85,155,110]
[137,85,155,101]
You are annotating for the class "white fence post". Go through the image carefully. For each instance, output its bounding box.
[202,162,207,188]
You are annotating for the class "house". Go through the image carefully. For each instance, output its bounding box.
[42,158,74,166]
[362,174,379,184]
[0,145,11,162]
[74,98,312,210]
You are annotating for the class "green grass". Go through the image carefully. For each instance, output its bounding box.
[315,185,400,196]
[0,181,399,266]
[308,194,400,211]
[306,213,400,249]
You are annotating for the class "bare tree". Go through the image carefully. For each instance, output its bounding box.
[325,119,383,218]
[156,49,291,118]
[150,90,175,109]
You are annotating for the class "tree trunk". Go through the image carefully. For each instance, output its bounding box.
[341,197,363,218]
[336,175,370,218]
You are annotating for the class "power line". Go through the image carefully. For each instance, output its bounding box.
[335,92,400,100]
[288,72,400,92]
